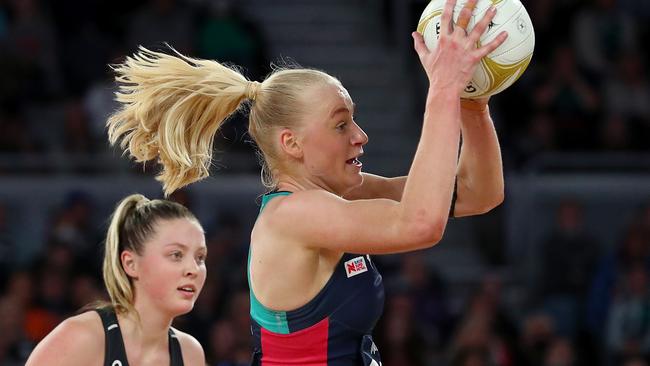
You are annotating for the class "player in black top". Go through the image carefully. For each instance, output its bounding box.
[26,194,207,366]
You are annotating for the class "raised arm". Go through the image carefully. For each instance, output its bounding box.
[267,0,507,255]
[453,98,504,217]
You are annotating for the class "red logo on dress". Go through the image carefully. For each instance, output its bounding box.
[344,256,368,278]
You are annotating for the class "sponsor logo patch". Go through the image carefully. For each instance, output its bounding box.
[344,256,368,278]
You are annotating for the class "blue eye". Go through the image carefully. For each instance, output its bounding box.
[336,123,347,131]
[171,251,183,260]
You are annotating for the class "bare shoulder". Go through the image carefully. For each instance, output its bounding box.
[172,327,205,366]
[263,189,342,220]
[256,190,343,239]
[26,311,104,366]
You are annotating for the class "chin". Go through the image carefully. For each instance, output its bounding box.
[169,302,195,317]
[340,175,363,195]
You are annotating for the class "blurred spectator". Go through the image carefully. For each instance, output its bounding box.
[452,346,492,366]
[3,0,62,101]
[519,313,557,366]
[514,112,556,165]
[0,109,35,154]
[599,114,632,151]
[537,199,599,338]
[602,52,650,149]
[587,224,650,338]
[197,0,267,81]
[450,278,518,366]
[68,273,104,312]
[605,264,650,364]
[0,203,14,282]
[623,357,649,366]
[542,338,575,366]
[46,190,99,265]
[215,290,252,366]
[533,44,599,150]
[573,0,639,79]
[175,275,224,351]
[0,2,7,40]
[397,252,452,350]
[208,318,248,366]
[379,292,426,366]
[63,98,94,154]
[54,6,114,96]
[207,213,249,287]
[168,188,195,211]
[527,0,580,66]
[3,270,34,308]
[603,52,650,122]
[127,0,194,53]
[83,76,120,145]
[0,296,32,365]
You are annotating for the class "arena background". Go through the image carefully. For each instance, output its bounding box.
[0,0,649,365]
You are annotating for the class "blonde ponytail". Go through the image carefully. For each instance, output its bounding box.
[107,47,257,195]
[103,194,147,314]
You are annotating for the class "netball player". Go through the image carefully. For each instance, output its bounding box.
[26,194,207,365]
[106,0,507,363]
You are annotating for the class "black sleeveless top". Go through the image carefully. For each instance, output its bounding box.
[95,307,184,366]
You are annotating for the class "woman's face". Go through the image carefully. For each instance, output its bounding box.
[127,217,207,317]
[294,82,369,195]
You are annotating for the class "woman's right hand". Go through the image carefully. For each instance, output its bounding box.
[413,0,508,94]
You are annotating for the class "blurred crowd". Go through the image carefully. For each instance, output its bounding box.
[0,0,266,170]
[493,0,650,167]
[0,0,649,365]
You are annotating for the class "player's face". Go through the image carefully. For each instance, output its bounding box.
[298,82,368,195]
[133,217,207,317]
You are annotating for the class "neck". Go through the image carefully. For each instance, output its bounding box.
[276,174,340,195]
[119,300,174,351]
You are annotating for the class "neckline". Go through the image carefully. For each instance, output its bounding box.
[266,190,293,195]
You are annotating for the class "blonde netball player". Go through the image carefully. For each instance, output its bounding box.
[26,194,207,366]
[106,0,506,363]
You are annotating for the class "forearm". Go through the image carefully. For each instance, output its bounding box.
[400,87,460,224]
[455,101,504,215]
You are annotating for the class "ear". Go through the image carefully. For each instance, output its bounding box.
[279,128,303,159]
[120,250,139,279]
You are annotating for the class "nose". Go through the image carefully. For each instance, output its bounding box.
[184,259,199,278]
[352,123,369,146]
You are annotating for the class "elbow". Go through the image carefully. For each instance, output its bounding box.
[472,186,505,215]
[482,187,505,213]
[485,187,505,212]
[402,216,446,249]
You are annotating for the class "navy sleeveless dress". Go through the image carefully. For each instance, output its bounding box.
[249,191,385,365]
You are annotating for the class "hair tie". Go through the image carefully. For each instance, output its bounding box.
[246,81,261,101]
[135,197,150,210]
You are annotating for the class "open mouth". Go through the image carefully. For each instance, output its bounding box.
[177,286,196,294]
[346,157,361,166]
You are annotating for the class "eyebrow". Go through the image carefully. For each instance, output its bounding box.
[330,103,356,118]
[165,242,207,253]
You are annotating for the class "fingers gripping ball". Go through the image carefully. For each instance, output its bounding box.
[418,0,535,98]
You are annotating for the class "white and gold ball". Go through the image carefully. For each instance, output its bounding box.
[417,0,535,98]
